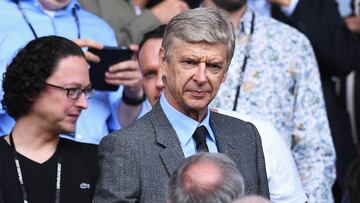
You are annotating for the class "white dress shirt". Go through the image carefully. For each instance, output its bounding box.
[217,109,308,203]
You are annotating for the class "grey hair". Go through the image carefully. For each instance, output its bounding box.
[162,7,235,66]
[167,153,245,203]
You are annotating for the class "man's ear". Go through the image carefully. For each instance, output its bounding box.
[159,47,167,78]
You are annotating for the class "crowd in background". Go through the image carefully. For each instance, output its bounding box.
[0,0,359,203]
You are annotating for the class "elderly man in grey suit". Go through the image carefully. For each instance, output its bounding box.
[93,8,269,203]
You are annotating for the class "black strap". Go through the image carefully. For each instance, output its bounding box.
[72,7,81,39]
[122,91,146,106]
[233,12,256,111]
[13,0,81,39]
[13,0,38,38]
[9,131,62,203]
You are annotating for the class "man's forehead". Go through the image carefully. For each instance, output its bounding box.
[170,39,225,50]
[141,38,162,52]
[172,41,227,58]
[139,38,162,70]
[47,56,89,83]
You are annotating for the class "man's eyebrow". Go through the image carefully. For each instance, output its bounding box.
[178,55,199,60]
[65,82,91,88]
[207,60,224,64]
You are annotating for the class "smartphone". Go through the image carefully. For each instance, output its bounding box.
[88,46,133,91]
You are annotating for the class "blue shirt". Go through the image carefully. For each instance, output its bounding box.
[159,95,218,158]
[0,0,131,144]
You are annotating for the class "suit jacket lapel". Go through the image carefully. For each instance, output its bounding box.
[210,112,245,167]
[149,103,185,176]
[210,112,236,153]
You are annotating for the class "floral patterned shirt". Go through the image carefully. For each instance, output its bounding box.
[212,9,336,203]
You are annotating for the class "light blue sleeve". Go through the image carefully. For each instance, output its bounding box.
[107,86,151,131]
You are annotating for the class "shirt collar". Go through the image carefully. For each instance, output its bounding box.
[159,94,216,148]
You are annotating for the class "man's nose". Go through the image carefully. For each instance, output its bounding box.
[75,93,88,109]
[156,72,165,90]
[193,63,207,83]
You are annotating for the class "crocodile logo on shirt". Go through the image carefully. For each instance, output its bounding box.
[80,183,90,189]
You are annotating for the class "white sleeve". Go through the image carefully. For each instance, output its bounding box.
[258,120,308,203]
[215,109,308,202]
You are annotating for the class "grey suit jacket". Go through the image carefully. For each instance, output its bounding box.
[93,103,269,203]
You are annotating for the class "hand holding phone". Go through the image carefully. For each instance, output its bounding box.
[88,46,134,91]
[73,38,103,62]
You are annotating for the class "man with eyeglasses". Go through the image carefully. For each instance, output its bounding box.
[0,0,146,145]
[44,83,93,100]
[0,36,99,202]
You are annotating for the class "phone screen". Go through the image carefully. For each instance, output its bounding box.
[88,46,133,91]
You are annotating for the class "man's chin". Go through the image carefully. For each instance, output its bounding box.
[59,125,76,135]
[186,98,210,109]
[185,103,209,114]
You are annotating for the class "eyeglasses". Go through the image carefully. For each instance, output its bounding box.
[45,83,94,100]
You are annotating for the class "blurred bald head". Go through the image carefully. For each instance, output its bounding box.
[232,195,271,203]
[167,153,245,203]
[183,158,223,193]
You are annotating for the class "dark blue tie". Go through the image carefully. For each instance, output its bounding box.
[193,126,209,152]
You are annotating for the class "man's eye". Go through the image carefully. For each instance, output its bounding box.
[67,88,79,95]
[144,72,156,78]
[207,64,222,70]
[181,60,197,68]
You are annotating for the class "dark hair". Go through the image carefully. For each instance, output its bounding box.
[1,35,85,119]
[138,24,167,52]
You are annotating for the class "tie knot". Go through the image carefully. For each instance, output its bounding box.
[193,126,209,152]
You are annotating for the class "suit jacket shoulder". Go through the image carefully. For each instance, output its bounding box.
[95,103,184,202]
[210,112,269,196]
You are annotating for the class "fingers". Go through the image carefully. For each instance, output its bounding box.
[171,0,189,11]
[73,39,103,63]
[151,0,189,24]
[105,73,142,87]
[105,70,141,81]
[84,51,100,63]
[128,44,139,60]
[105,60,143,87]
[107,60,139,73]
[73,39,103,49]
[129,44,139,52]
[179,1,189,10]
[268,0,291,7]
[345,16,360,34]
